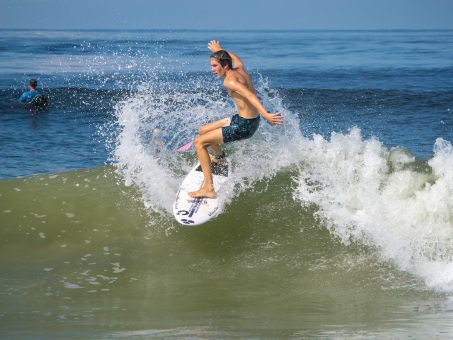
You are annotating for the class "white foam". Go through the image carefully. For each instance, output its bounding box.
[110,74,300,215]
[294,130,453,293]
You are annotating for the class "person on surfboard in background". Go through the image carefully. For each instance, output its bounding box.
[188,40,284,199]
[10,79,41,103]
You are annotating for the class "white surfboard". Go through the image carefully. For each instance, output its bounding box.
[173,160,230,226]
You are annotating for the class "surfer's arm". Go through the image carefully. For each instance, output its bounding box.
[224,80,283,126]
[228,51,245,70]
[208,40,245,69]
[12,92,27,102]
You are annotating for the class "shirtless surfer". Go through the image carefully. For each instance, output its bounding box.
[188,40,284,199]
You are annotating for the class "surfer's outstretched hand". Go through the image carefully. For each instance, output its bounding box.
[265,111,284,126]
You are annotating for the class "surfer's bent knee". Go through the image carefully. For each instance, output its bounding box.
[193,136,203,149]
[194,135,211,150]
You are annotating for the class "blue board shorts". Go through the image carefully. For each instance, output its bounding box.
[222,114,260,143]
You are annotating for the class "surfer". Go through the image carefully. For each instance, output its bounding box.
[188,40,284,199]
[150,128,164,155]
[11,79,41,103]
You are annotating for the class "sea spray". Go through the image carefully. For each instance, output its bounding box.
[293,129,453,292]
[111,73,300,215]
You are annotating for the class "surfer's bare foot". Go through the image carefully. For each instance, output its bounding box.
[188,187,216,199]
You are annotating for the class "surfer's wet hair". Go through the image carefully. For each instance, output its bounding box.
[29,79,38,89]
[210,50,233,69]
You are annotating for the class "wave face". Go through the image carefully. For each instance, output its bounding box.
[2,158,453,337]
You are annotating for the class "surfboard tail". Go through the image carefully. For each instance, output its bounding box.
[176,140,194,152]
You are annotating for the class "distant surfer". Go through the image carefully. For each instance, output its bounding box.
[150,128,164,155]
[188,40,284,199]
[11,79,41,103]
[10,79,48,112]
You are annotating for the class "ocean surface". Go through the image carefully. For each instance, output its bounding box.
[1,29,453,338]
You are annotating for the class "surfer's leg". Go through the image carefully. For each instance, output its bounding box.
[198,117,230,135]
[198,117,230,159]
[189,128,224,199]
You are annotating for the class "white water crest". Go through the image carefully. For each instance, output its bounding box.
[294,129,453,293]
[111,73,300,215]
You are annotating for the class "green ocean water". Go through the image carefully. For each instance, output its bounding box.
[1,166,452,339]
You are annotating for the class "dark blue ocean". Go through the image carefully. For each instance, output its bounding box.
[1,30,453,338]
[1,30,452,178]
